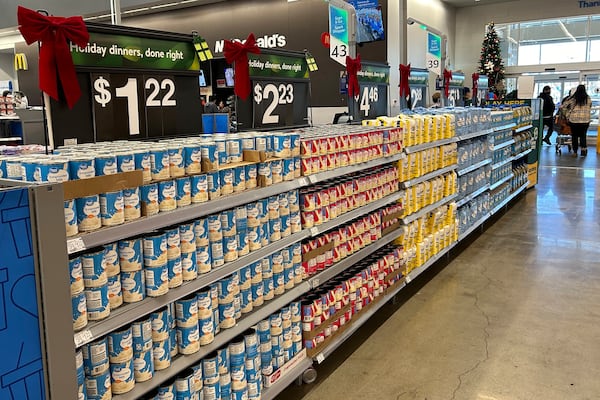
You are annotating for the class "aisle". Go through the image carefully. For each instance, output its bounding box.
[280,163,600,399]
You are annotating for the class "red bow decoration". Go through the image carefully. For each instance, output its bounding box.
[399,63,411,99]
[472,73,480,101]
[346,55,361,98]
[17,6,89,109]
[443,69,452,98]
[224,33,261,100]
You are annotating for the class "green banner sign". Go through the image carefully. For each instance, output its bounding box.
[70,32,200,71]
[408,70,429,85]
[248,53,309,80]
[357,64,389,84]
[449,73,465,87]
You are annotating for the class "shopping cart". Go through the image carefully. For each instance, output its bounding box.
[554,114,572,155]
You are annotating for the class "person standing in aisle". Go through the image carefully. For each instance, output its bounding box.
[204,95,219,113]
[538,86,555,145]
[462,87,472,106]
[561,84,592,157]
[430,92,442,108]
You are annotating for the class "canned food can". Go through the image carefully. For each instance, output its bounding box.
[150,307,171,342]
[176,324,200,355]
[263,275,274,301]
[181,251,198,281]
[76,195,102,232]
[71,291,88,330]
[233,166,246,192]
[140,183,159,217]
[191,174,209,203]
[150,147,170,181]
[217,347,230,376]
[82,338,109,376]
[237,228,249,257]
[174,368,195,399]
[158,379,176,399]
[271,159,283,184]
[167,145,185,178]
[120,268,145,303]
[184,144,202,175]
[221,210,237,237]
[210,239,225,268]
[195,217,209,247]
[199,314,215,346]
[201,142,219,170]
[122,187,141,221]
[207,171,222,200]
[282,158,294,181]
[258,162,272,186]
[158,180,177,212]
[69,156,96,180]
[85,284,110,321]
[191,363,204,393]
[227,136,243,163]
[196,245,212,274]
[69,257,84,295]
[35,159,69,182]
[179,222,196,253]
[133,349,154,383]
[145,264,169,297]
[85,369,111,399]
[202,352,219,384]
[175,176,192,208]
[153,338,171,371]
[110,357,135,394]
[107,274,123,309]
[64,199,78,237]
[99,190,125,227]
[132,150,151,183]
[223,235,239,263]
[204,381,221,400]
[219,301,236,329]
[245,164,257,189]
[269,217,281,242]
[176,294,199,328]
[220,168,234,195]
[247,226,261,252]
[220,373,232,399]
[167,256,183,288]
[143,232,168,267]
[208,214,223,241]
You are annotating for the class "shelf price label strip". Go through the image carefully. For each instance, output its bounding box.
[457,159,491,177]
[456,184,491,208]
[401,164,457,189]
[401,193,458,225]
[404,137,458,155]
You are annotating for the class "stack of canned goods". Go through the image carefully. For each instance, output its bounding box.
[299,166,398,229]
[302,245,402,350]
[301,203,402,278]
[298,125,402,176]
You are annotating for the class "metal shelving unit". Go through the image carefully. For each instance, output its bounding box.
[456,184,490,208]
[489,174,514,191]
[458,214,490,242]
[401,193,458,225]
[262,357,314,400]
[405,241,458,284]
[404,137,458,154]
[491,157,513,170]
[512,148,532,160]
[490,182,528,216]
[491,138,515,151]
[514,124,533,133]
[457,128,493,141]
[492,123,517,132]
[457,159,491,177]
[401,164,457,189]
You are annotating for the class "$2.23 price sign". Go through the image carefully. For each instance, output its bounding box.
[253,82,294,125]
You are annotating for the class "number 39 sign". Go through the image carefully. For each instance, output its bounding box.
[48,23,202,146]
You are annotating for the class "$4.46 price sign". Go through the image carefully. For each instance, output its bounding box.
[355,84,387,119]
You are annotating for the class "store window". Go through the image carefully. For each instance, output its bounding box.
[498,16,596,66]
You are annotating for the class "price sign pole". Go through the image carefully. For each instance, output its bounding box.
[236,49,311,131]
[48,23,202,145]
[349,62,389,121]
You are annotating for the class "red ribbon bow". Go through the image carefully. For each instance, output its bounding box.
[224,33,261,100]
[17,6,89,109]
[346,55,361,98]
[472,73,480,101]
[443,69,452,98]
[399,63,411,99]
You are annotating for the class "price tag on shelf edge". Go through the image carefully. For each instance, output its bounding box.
[74,329,93,347]
[67,237,86,254]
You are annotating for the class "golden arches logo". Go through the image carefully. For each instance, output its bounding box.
[14,53,28,71]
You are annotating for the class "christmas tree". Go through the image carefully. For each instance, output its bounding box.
[479,22,505,97]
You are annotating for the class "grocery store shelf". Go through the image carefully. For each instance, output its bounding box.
[67,178,309,254]
[458,214,489,242]
[489,173,514,191]
[512,148,532,160]
[306,153,404,184]
[404,137,458,154]
[490,182,528,216]
[307,226,403,290]
[401,164,457,189]
[401,193,458,225]
[491,156,513,170]
[74,229,311,349]
[309,191,403,237]
[405,241,457,284]
[262,357,313,400]
[514,124,533,133]
[456,184,490,207]
[457,159,491,176]
[457,128,493,141]
[492,122,517,132]
[114,282,311,399]
[491,138,515,151]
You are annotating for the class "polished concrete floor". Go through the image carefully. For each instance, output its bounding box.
[279,146,600,400]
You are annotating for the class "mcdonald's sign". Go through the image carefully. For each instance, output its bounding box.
[14,53,28,71]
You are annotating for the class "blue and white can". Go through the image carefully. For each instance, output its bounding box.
[207,171,221,200]
[195,217,209,247]
[267,196,279,220]
[290,133,301,156]
[282,158,294,181]
[244,329,259,358]
[284,265,295,290]
[19,158,37,182]
[200,141,219,170]
[64,199,78,237]
[239,266,252,290]
[158,180,177,212]
[257,198,268,223]
[191,174,209,203]
[76,349,85,385]
[218,275,235,303]
[4,157,22,180]
[218,347,230,375]
[94,154,117,176]
[260,349,273,376]
[143,232,168,267]
[176,324,200,355]
[118,238,143,272]
[85,369,111,399]
[261,257,273,277]
[237,228,249,257]
[72,291,88,330]
[220,210,236,237]
[82,249,107,287]
[229,336,246,367]
[294,157,301,178]
[214,136,228,165]
[230,363,247,391]
[280,214,290,238]
[223,235,238,263]
[167,145,185,178]
[108,326,133,364]
[158,380,176,399]
[233,166,246,192]
[240,134,255,151]
[288,190,299,212]
[290,211,301,233]
[150,147,170,181]
[69,156,95,180]
[273,133,290,158]
[110,358,135,394]
[227,136,243,163]
[278,193,289,215]
[85,284,110,321]
[270,251,284,273]
[107,274,123,309]
[116,151,135,173]
[76,195,101,232]
[263,276,274,301]
[250,261,262,283]
[270,159,283,183]
[210,239,225,268]
[273,271,285,296]
[191,363,204,393]
[151,307,171,342]
[244,356,259,383]
[184,144,202,175]
[256,321,270,344]
[235,206,248,231]
[69,257,84,295]
[245,202,260,228]
[259,222,270,247]
[196,288,212,318]
[176,294,198,327]
[168,256,183,288]
[258,162,272,186]
[141,183,159,216]
[247,378,262,399]
[133,349,154,383]
[247,226,261,252]
[82,338,109,376]
[199,313,215,346]
[269,217,282,242]
[170,326,178,358]
[204,381,221,400]
[123,187,141,221]
[131,317,153,353]
[121,270,145,303]
[196,245,212,274]
[245,164,257,189]
[232,388,248,400]
[202,352,220,384]
[240,288,253,315]
[153,338,172,371]
[220,168,234,195]
[181,251,198,281]
[37,159,70,182]
[219,301,236,329]
[251,281,264,307]
[220,373,232,400]
[100,190,124,227]
[164,227,181,260]
[176,176,191,208]
[179,222,196,253]
[254,134,268,152]
[132,149,151,183]
[175,368,195,399]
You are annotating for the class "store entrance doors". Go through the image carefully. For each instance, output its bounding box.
[533,79,579,108]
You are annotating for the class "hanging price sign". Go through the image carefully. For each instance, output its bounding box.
[404,67,428,110]
[447,72,465,107]
[237,50,311,130]
[48,24,202,146]
[350,61,389,121]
